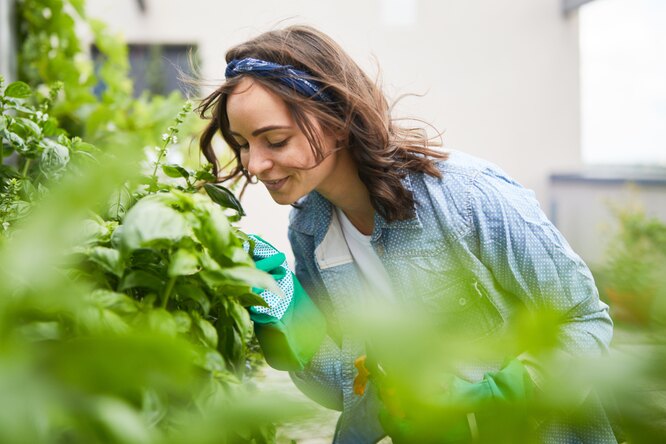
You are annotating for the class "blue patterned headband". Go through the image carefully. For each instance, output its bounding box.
[225,57,333,102]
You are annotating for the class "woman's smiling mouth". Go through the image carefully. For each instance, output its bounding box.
[260,177,289,191]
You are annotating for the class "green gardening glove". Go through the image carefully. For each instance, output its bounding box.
[245,235,327,371]
[376,358,534,443]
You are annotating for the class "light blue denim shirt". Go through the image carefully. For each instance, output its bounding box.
[287,151,615,443]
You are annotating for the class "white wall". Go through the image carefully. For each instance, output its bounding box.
[551,177,666,266]
[86,0,582,260]
[0,0,17,83]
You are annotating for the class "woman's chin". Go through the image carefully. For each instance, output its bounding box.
[268,191,298,206]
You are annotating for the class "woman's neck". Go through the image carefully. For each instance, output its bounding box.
[316,149,375,235]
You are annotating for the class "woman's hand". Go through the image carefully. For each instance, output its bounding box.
[372,358,535,442]
[244,235,327,371]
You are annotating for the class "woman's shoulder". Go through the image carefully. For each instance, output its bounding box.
[429,150,514,181]
[407,150,536,237]
[414,149,527,197]
[408,150,509,194]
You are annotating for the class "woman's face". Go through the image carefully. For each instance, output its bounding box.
[226,78,340,205]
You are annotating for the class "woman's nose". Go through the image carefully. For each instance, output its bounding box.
[245,146,274,177]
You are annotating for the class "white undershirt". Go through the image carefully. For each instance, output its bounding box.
[335,207,395,302]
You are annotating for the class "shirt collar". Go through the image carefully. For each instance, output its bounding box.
[288,172,423,239]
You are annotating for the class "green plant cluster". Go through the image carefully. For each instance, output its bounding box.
[0,77,96,234]
[0,1,301,442]
[0,76,288,444]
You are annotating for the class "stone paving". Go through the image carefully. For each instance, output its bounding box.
[255,366,394,443]
[256,366,339,443]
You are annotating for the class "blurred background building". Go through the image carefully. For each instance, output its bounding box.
[4,0,665,267]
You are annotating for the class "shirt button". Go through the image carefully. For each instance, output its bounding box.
[458,297,467,306]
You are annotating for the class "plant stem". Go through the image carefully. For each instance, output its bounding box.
[162,276,176,308]
[21,159,31,177]
[151,140,169,179]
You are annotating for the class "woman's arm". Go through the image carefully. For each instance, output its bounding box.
[286,227,345,411]
[465,168,613,356]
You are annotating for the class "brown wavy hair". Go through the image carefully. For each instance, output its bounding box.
[198,25,447,222]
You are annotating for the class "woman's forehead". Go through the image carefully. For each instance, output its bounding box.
[226,78,294,134]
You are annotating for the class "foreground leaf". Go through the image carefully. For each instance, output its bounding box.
[204,183,245,216]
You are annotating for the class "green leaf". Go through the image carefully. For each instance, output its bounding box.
[173,311,192,334]
[4,81,32,99]
[193,313,218,349]
[175,282,211,314]
[194,170,216,182]
[40,138,70,174]
[42,118,58,136]
[77,218,107,245]
[20,178,36,197]
[88,246,124,277]
[0,164,19,179]
[5,131,26,151]
[119,270,164,292]
[162,164,190,179]
[120,195,190,253]
[204,183,245,216]
[228,301,252,337]
[10,102,35,114]
[222,325,245,372]
[16,321,63,342]
[168,248,200,277]
[236,292,270,308]
[15,117,41,137]
[1,143,14,157]
[145,309,178,336]
[89,290,138,314]
[192,203,233,265]
[78,305,131,335]
[197,349,226,373]
[93,398,153,444]
[201,267,283,298]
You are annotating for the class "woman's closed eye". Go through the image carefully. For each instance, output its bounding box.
[267,137,291,148]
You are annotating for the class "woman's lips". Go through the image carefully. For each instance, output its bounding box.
[261,177,288,191]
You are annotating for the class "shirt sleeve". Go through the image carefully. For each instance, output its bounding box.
[287,227,345,411]
[466,169,613,356]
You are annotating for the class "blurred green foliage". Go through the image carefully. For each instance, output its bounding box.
[16,0,200,156]
[597,206,666,327]
[1,0,305,442]
[592,205,666,443]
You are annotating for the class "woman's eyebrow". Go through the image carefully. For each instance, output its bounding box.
[230,125,292,138]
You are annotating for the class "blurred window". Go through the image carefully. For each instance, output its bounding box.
[580,0,666,165]
[92,43,198,97]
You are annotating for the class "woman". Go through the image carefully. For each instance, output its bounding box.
[198,25,615,443]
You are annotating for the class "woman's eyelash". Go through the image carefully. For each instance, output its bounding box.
[268,138,290,148]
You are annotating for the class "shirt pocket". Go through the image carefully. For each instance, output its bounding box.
[421,276,504,340]
[393,255,504,340]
